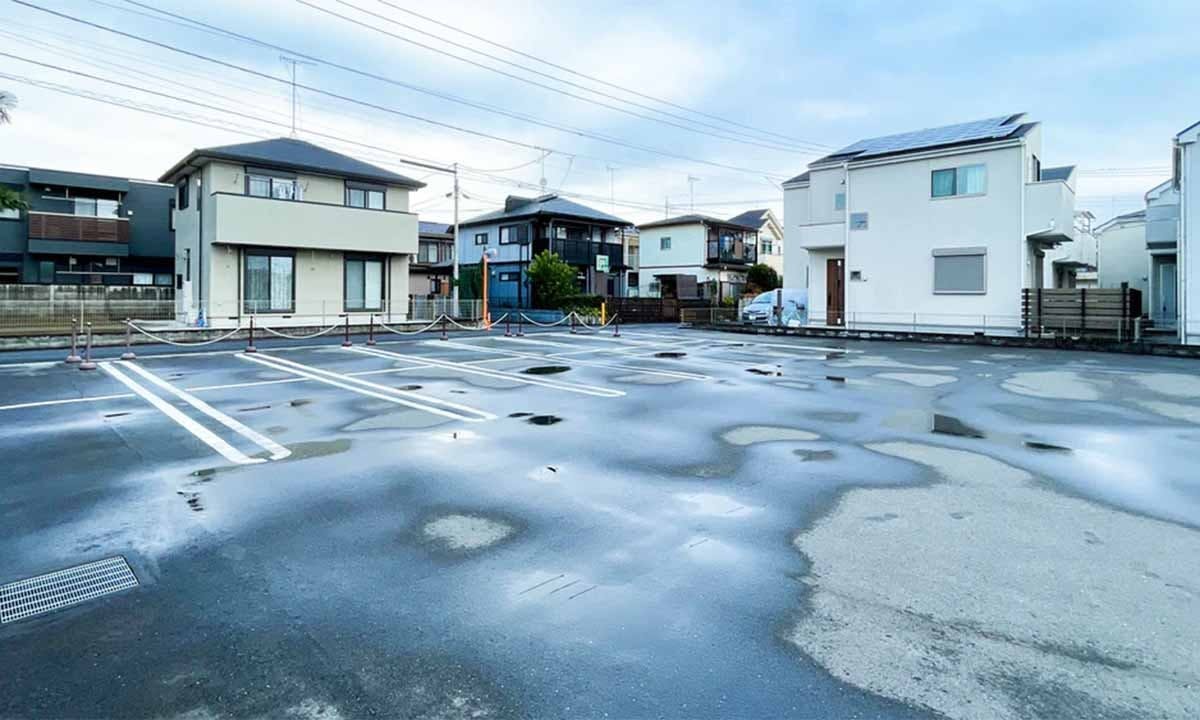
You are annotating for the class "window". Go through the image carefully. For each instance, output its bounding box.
[346,185,385,210]
[0,205,18,220]
[176,176,190,209]
[499,227,512,244]
[132,273,153,286]
[660,236,671,250]
[932,164,987,198]
[499,225,528,245]
[244,250,295,313]
[474,232,488,245]
[648,279,661,296]
[418,242,441,264]
[72,198,120,218]
[247,174,299,201]
[429,277,442,295]
[761,238,773,255]
[154,273,173,286]
[933,247,987,294]
[834,192,846,211]
[498,271,520,282]
[344,256,384,311]
[168,199,175,231]
[1031,154,1041,182]
[555,226,568,240]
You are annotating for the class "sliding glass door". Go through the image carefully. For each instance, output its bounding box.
[244,250,295,313]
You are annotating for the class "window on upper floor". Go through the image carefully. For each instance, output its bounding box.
[931,164,986,198]
[761,238,773,255]
[72,197,120,218]
[834,192,846,211]
[1031,154,1041,182]
[500,224,529,245]
[346,184,385,210]
[660,236,671,250]
[176,176,190,210]
[474,232,488,245]
[0,204,18,220]
[247,173,300,201]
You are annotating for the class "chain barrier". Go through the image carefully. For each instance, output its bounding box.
[377,316,449,335]
[128,321,245,347]
[517,313,573,328]
[258,322,343,340]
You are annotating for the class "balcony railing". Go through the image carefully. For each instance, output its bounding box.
[549,239,624,269]
[706,239,757,265]
[28,211,129,244]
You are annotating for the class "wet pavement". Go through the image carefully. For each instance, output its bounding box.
[1,324,1199,719]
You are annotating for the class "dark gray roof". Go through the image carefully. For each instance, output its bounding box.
[158,137,425,188]
[459,194,630,227]
[637,213,760,232]
[812,114,1033,166]
[418,221,452,237]
[27,168,131,193]
[1040,165,1075,182]
[1177,119,1200,139]
[726,209,770,228]
[782,171,810,186]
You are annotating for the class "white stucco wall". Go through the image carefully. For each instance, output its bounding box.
[1095,220,1149,312]
[637,222,706,295]
[1181,136,1200,343]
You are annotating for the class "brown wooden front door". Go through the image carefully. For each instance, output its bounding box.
[826,258,845,326]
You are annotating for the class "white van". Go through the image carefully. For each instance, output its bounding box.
[741,289,808,327]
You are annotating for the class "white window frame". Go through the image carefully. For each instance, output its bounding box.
[931,164,987,199]
[932,247,987,295]
[660,236,671,250]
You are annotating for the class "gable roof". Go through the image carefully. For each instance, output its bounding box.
[1177,119,1200,143]
[725,209,770,228]
[809,114,1035,168]
[460,194,630,227]
[418,221,453,238]
[158,137,425,188]
[782,171,810,187]
[1094,209,1146,234]
[637,213,760,232]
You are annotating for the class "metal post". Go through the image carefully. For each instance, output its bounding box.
[65,317,82,364]
[517,313,525,337]
[342,315,352,347]
[120,318,137,360]
[440,315,448,341]
[367,313,377,345]
[245,314,258,353]
[613,313,621,337]
[570,312,577,334]
[505,316,512,337]
[78,322,97,371]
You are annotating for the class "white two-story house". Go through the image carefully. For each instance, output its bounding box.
[636,214,759,302]
[727,209,790,283]
[783,114,1075,332]
[1175,120,1200,345]
[160,138,424,327]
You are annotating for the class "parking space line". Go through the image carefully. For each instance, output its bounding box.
[238,352,496,422]
[427,340,710,381]
[619,330,864,354]
[349,346,627,398]
[98,362,265,465]
[119,361,291,461]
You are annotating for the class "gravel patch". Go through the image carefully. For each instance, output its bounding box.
[789,441,1200,720]
[423,514,514,551]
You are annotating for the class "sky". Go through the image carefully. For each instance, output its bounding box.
[1,0,1198,226]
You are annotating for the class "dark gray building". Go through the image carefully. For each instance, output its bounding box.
[0,165,175,286]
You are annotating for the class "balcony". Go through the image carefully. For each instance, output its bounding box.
[210,192,418,255]
[549,239,624,269]
[27,211,130,255]
[793,221,845,250]
[1025,180,1075,246]
[706,238,757,266]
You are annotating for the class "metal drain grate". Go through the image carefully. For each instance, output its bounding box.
[0,556,138,624]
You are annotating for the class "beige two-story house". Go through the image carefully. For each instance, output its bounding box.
[160,138,424,327]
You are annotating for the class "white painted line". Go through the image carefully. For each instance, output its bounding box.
[237,353,494,422]
[98,362,265,465]
[0,392,135,411]
[349,345,627,398]
[119,361,291,461]
[619,330,864,354]
[426,339,710,381]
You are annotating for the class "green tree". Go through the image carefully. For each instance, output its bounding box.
[745,263,781,294]
[0,91,15,125]
[0,186,26,213]
[526,250,577,309]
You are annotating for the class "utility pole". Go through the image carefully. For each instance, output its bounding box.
[452,162,460,306]
[687,175,701,211]
[539,148,549,194]
[280,56,315,136]
[664,197,670,218]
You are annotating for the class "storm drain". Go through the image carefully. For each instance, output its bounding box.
[0,556,138,624]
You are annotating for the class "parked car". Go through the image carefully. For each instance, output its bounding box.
[741,289,808,327]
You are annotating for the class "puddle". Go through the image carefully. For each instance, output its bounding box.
[875,372,958,388]
[397,384,423,391]
[613,373,685,385]
[289,398,313,407]
[795,449,837,462]
[527,415,563,426]
[422,513,514,551]
[675,492,755,516]
[282,438,352,461]
[653,351,687,359]
[266,426,287,434]
[1001,371,1102,401]
[176,490,203,512]
[805,410,859,423]
[931,414,985,439]
[521,366,570,375]
[237,404,271,412]
[1025,440,1072,452]
[826,375,846,383]
[825,353,845,360]
[747,367,781,376]
[721,425,819,446]
[450,389,469,394]
[508,412,534,418]
[103,412,131,418]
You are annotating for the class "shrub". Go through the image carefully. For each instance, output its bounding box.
[745,263,781,294]
[527,250,577,309]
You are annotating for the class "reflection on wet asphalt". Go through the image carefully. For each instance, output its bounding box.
[1,325,1199,719]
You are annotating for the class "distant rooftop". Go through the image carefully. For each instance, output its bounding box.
[725,209,771,228]
[460,194,630,227]
[159,137,425,189]
[418,221,453,237]
[637,213,760,231]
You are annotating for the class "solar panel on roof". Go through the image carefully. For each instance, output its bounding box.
[830,115,1023,160]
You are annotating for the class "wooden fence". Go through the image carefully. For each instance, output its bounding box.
[1021,287,1142,338]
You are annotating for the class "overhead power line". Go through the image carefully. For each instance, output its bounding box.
[12,0,792,179]
[375,0,827,151]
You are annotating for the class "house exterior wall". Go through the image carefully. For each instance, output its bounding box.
[1180,134,1200,343]
[1094,220,1148,312]
[756,220,785,279]
[637,222,707,296]
[172,160,417,324]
